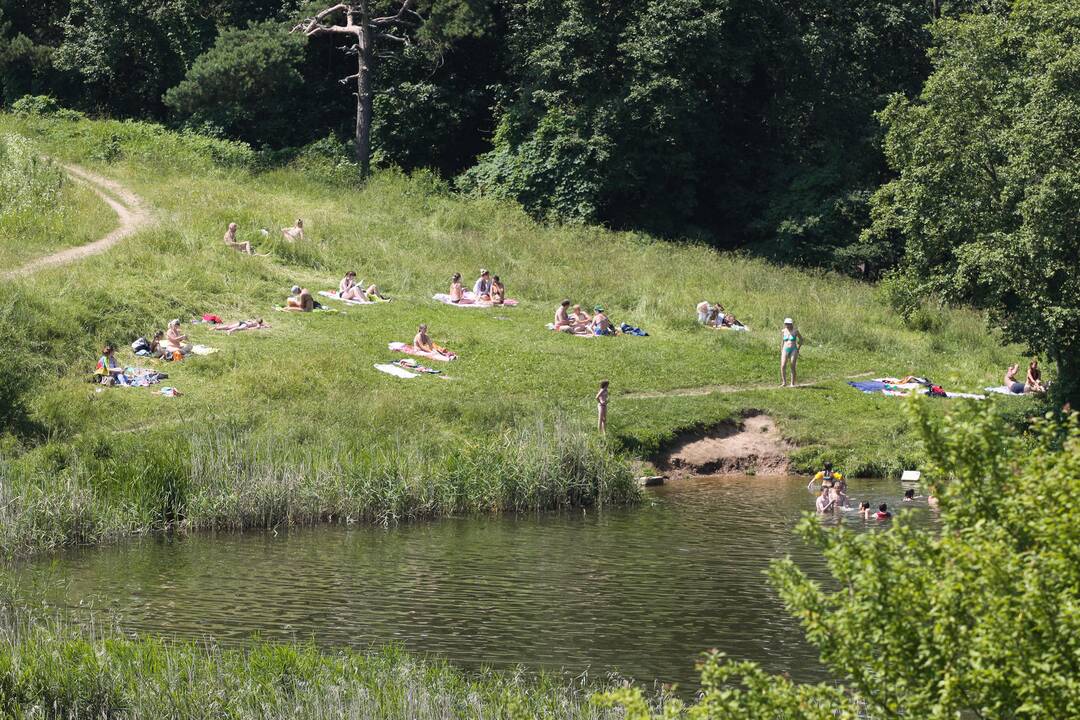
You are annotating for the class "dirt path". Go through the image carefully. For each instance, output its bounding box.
[3,163,150,279]
[621,372,875,400]
[657,413,793,477]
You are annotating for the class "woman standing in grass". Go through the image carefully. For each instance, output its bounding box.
[780,317,803,387]
[596,380,609,432]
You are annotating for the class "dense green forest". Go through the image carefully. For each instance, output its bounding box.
[1,0,1077,395]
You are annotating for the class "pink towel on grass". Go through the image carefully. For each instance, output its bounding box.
[319,290,373,305]
[388,341,456,362]
[432,292,518,308]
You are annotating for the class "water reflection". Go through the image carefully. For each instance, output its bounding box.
[15,476,938,688]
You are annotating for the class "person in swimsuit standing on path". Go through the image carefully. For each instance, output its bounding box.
[780,317,803,387]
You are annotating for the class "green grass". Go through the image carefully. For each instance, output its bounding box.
[0,133,116,270]
[0,112,1045,555]
[0,618,636,719]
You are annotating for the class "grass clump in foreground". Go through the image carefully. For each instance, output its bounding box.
[0,111,1045,555]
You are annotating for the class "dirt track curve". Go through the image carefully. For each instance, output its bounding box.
[3,163,150,279]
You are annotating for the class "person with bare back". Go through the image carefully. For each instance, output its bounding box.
[282,219,305,242]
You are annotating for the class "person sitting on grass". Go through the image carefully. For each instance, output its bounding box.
[148,330,166,358]
[285,286,315,312]
[1026,358,1046,394]
[282,218,305,242]
[223,222,253,254]
[706,303,724,327]
[571,304,591,328]
[449,273,465,303]
[473,269,493,300]
[339,271,388,302]
[554,299,574,332]
[591,306,614,335]
[1004,363,1026,394]
[95,345,129,386]
[413,323,453,359]
[490,275,506,305]
[163,319,192,357]
[212,318,270,335]
[697,301,711,324]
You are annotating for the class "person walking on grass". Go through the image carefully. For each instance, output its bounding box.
[780,317,803,387]
[596,380,609,432]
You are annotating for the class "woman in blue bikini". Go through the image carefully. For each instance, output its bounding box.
[780,317,803,387]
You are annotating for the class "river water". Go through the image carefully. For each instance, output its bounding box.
[15,476,937,689]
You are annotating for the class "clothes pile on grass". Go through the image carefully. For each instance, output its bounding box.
[848,377,986,400]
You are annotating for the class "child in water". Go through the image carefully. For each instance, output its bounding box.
[596,380,609,432]
[875,503,892,520]
[859,501,872,519]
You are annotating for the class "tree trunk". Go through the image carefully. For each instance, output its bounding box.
[1050,345,1080,408]
[355,6,373,177]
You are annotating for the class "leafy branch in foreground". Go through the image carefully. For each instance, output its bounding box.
[600,400,1080,718]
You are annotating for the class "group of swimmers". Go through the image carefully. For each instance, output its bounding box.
[449,269,506,304]
[1004,358,1045,394]
[553,300,614,335]
[809,462,936,520]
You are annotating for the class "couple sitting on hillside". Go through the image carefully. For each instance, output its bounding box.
[553,300,614,335]
[1004,359,1046,394]
[130,320,192,360]
[696,301,746,330]
[448,269,506,305]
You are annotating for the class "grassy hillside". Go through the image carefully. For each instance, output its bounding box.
[0,112,1041,555]
[0,133,116,269]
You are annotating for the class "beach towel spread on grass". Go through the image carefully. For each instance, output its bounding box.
[849,379,986,400]
[545,322,597,337]
[388,341,456,362]
[432,292,519,308]
[985,386,1028,396]
[319,290,374,306]
[375,363,418,379]
[709,323,750,332]
[190,344,218,356]
[393,358,442,374]
[116,368,167,387]
[273,305,339,313]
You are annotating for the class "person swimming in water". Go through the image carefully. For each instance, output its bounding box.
[875,503,892,520]
[780,317,803,387]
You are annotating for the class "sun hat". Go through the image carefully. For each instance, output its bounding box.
[594,305,604,312]
[783,317,793,324]
[480,268,489,275]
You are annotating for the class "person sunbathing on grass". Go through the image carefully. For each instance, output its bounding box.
[1026,358,1046,394]
[1004,363,1026,394]
[473,269,492,300]
[163,319,192,357]
[339,271,388,302]
[285,286,315,312]
[413,324,452,358]
[282,218,305,242]
[590,306,614,336]
[554,300,575,332]
[490,275,506,305]
[571,304,591,329]
[697,301,710,324]
[212,318,269,335]
[706,303,724,327]
[95,345,129,386]
[223,222,253,254]
[449,273,465,303]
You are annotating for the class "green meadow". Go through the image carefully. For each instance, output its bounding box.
[0,112,1040,555]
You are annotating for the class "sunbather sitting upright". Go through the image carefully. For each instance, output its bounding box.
[697,301,710,324]
[571,304,591,329]
[554,300,574,332]
[285,286,315,312]
[164,319,192,356]
[591,306,614,335]
[706,303,724,327]
[224,223,253,254]
[490,276,505,305]
[282,219,304,242]
[473,269,492,300]
[413,323,452,358]
[339,271,387,301]
[95,345,129,386]
[449,273,464,303]
[1026,358,1046,393]
[213,318,270,334]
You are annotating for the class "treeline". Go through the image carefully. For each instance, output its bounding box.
[2,0,966,269]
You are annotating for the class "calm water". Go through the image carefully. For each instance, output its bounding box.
[15,476,937,689]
